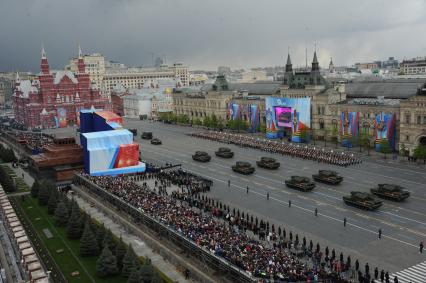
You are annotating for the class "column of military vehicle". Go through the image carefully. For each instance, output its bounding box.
[312,170,343,185]
[342,191,383,210]
[192,151,212,162]
[256,157,280,169]
[370,184,410,201]
[285,176,316,192]
[232,161,255,175]
[215,147,234,158]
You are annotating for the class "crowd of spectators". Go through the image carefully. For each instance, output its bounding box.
[190,131,361,167]
[79,170,365,282]
[7,131,53,150]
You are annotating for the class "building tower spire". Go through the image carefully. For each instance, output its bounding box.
[40,45,50,75]
[285,50,292,73]
[312,46,319,71]
[284,47,294,86]
[77,45,85,73]
[41,44,46,59]
[15,72,21,85]
[78,45,83,59]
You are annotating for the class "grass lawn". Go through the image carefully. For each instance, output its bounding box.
[16,196,127,283]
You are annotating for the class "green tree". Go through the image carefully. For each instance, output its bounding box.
[193,118,202,126]
[80,220,100,257]
[151,272,164,283]
[331,126,339,149]
[122,244,137,277]
[0,166,16,192]
[138,259,154,283]
[37,183,50,206]
[380,139,392,159]
[96,245,119,278]
[54,200,69,226]
[67,201,82,239]
[203,116,211,128]
[47,190,58,215]
[103,229,117,253]
[96,223,107,249]
[413,145,426,164]
[210,114,218,129]
[399,143,408,158]
[115,236,127,271]
[127,261,141,283]
[30,180,40,198]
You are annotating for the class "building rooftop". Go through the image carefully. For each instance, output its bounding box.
[345,79,425,99]
[201,82,281,95]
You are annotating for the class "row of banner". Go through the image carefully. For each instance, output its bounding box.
[228,97,397,150]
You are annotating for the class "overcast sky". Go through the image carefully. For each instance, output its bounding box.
[1,0,426,72]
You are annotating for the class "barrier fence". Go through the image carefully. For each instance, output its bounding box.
[74,174,257,283]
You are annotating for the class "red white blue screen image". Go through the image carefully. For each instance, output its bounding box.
[275,107,292,127]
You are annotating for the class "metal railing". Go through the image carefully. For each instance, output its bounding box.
[74,174,256,283]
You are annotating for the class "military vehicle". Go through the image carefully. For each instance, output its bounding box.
[192,151,211,162]
[150,138,162,145]
[312,170,343,185]
[285,176,316,192]
[370,184,410,201]
[141,132,153,140]
[232,161,255,175]
[343,191,383,210]
[256,157,280,170]
[215,147,234,158]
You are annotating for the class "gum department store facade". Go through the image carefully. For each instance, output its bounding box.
[173,52,426,155]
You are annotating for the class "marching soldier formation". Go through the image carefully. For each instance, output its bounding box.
[190,131,362,167]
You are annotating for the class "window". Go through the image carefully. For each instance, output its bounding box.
[406,135,409,141]
[417,115,421,124]
[405,114,410,124]
[424,116,426,124]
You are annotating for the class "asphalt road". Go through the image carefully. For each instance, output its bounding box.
[44,120,426,274]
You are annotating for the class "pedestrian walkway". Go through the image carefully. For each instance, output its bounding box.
[391,261,426,283]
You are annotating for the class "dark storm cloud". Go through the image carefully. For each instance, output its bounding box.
[1,0,426,72]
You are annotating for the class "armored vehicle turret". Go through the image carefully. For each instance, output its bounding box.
[150,138,162,145]
[312,170,343,185]
[232,161,255,175]
[215,147,234,158]
[192,151,211,162]
[285,176,315,192]
[343,191,383,210]
[371,184,410,201]
[256,157,280,170]
[141,132,153,140]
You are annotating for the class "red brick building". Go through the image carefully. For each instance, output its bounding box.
[13,47,110,129]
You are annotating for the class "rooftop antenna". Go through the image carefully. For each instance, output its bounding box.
[305,26,309,70]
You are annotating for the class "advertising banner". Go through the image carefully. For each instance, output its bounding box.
[374,112,396,151]
[265,97,311,141]
[339,111,360,147]
[247,104,260,132]
[275,106,292,128]
[56,108,68,128]
[228,103,241,120]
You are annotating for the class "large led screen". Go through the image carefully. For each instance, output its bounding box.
[275,107,292,127]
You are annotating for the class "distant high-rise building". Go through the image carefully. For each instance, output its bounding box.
[400,57,426,74]
[67,51,106,91]
[155,56,164,67]
[218,66,231,76]
[382,57,399,69]
[329,57,335,73]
